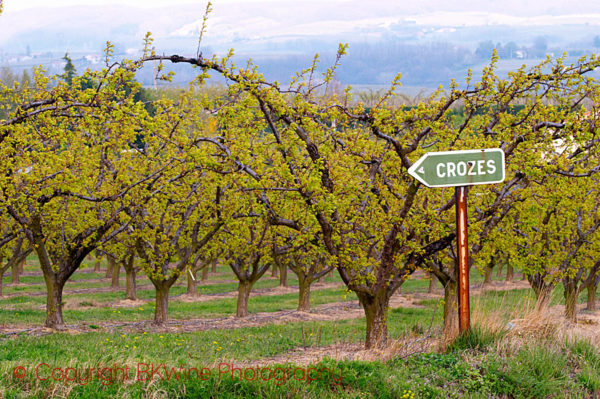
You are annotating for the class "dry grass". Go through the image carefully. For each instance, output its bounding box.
[468,292,600,355]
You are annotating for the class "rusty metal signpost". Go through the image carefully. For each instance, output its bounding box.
[408,149,505,333]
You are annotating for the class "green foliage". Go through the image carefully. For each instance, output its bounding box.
[446,326,506,352]
[61,52,77,85]
[2,28,600,345]
[499,346,571,398]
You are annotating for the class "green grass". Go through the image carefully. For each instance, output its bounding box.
[1,331,597,398]
[1,257,598,398]
[0,286,357,326]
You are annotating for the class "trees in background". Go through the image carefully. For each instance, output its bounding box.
[0,56,171,328]
[143,47,600,347]
[1,34,600,348]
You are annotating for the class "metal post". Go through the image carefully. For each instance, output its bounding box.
[455,186,470,334]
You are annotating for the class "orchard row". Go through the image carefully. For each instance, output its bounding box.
[1,42,600,348]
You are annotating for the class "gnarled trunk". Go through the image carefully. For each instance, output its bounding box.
[94,257,102,272]
[505,264,514,282]
[125,267,137,300]
[427,272,436,294]
[105,259,113,279]
[186,269,198,296]
[236,281,253,318]
[530,279,554,315]
[44,275,66,329]
[563,281,578,322]
[279,263,288,287]
[297,276,311,312]
[496,263,503,277]
[153,283,171,326]
[11,259,22,284]
[483,265,493,287]
[357,291,389,349]
[442,280,459,342]
[110,258,120,289]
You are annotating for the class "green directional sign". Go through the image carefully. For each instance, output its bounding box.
[407,148,505,188]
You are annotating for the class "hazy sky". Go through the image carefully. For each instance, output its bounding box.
[5,0,600,16]
[4,0,294,12]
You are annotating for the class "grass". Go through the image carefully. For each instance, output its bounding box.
[0,269,433,327]
[1,334,597,398]
[0,286,357,326]
[1,257,599,398]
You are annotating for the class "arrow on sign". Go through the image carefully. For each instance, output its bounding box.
[407,148,505,188]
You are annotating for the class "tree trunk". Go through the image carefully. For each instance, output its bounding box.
[442,280,460,342]
[201,265,209,281]
[94,258,102,272]
[105,259,113,279]
[211,259,217,273]
[532,284,553,315]
[125,267,137,300]
[586,284,597,311]
[428,275,436,293]
[111,259,120,289]
[44,276,66,329]
[11,260,21,284]
[496,263,503,278]
[357,291,389,349]
[563,282,578,322]
[0,270,4,296]
[271,263,279,277]
[18,258,25,274]
[483,265,493,287]
[186,269,198,296]
[297,277,311,312]
[279,263,288,287]
[236,281,253,318]
[505,264,514,282]
[153,283,170,326]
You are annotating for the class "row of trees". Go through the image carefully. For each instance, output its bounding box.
[2,34,600,349]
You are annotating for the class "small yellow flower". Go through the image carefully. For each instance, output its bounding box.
[213,341,218,344]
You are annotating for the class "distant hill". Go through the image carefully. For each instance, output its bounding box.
[2,1,600,87]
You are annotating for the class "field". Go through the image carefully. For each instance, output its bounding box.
[1,256,599,399]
